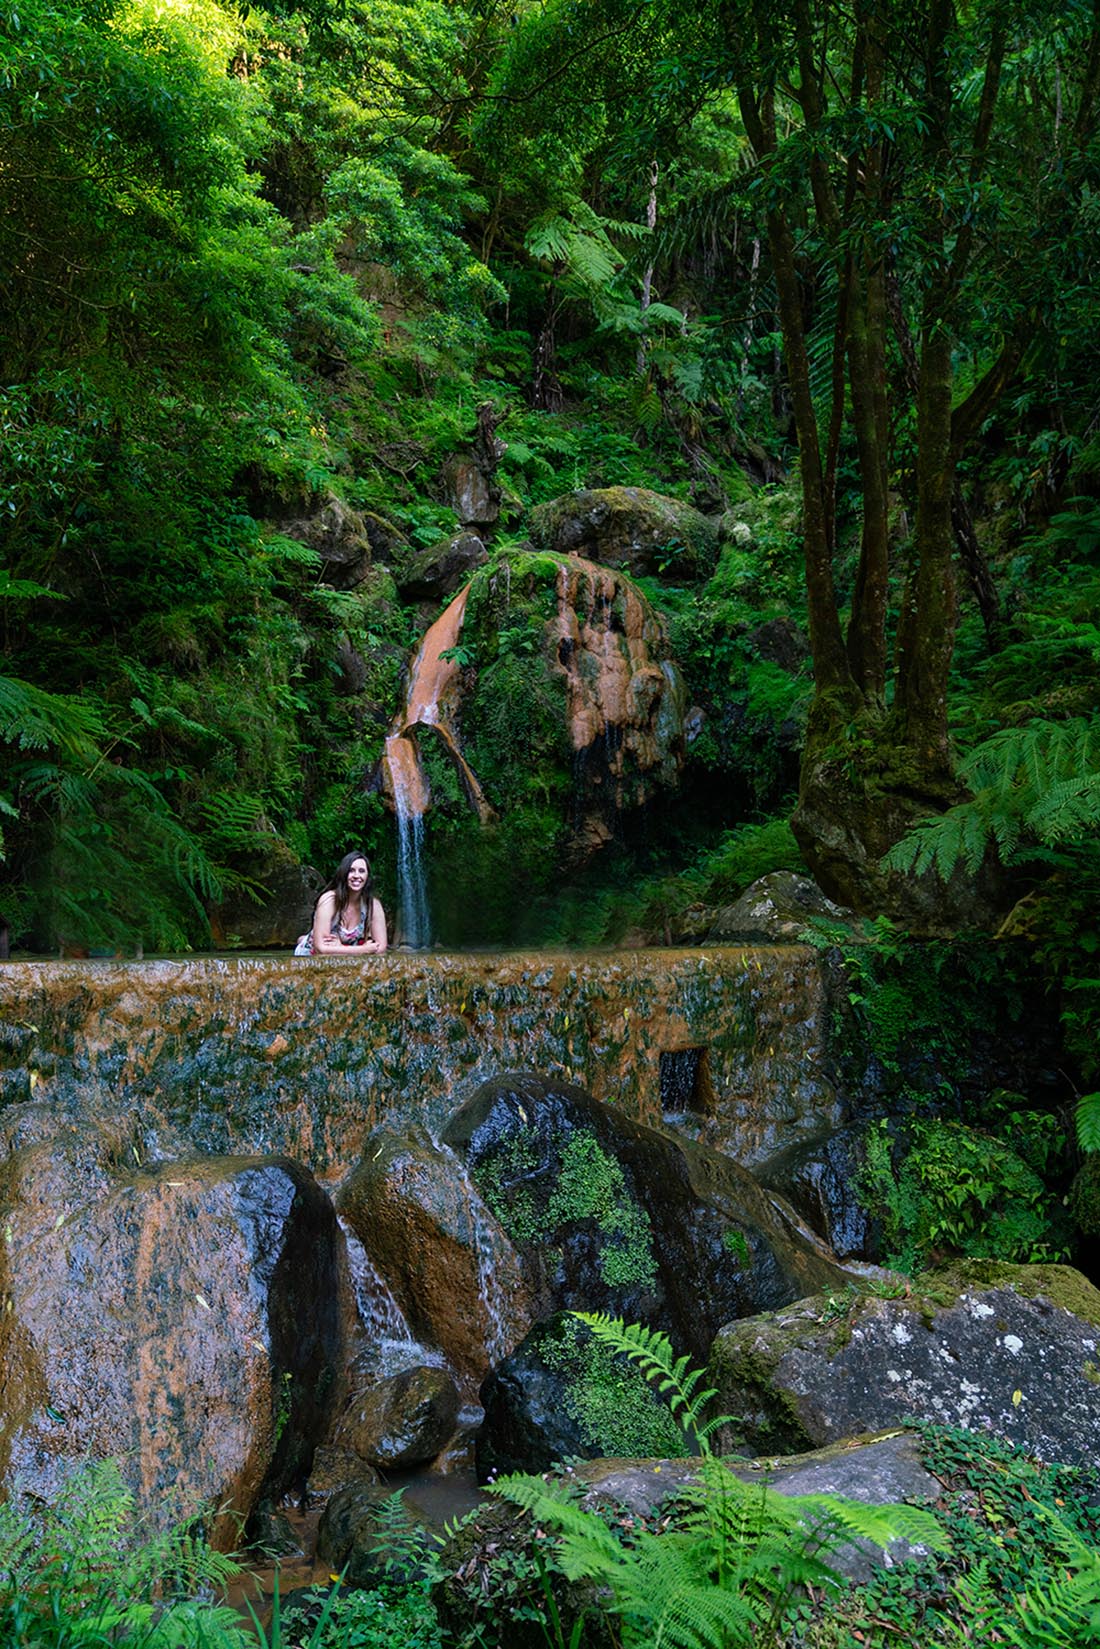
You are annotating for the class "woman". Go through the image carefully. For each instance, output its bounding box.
[294,851,388,956]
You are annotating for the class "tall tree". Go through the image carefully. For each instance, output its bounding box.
[729,0,1100,919]
[479,0,1100,921]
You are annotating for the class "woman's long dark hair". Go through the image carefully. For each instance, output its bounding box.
[316,850,374,920]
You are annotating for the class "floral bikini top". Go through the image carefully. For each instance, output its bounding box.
[333,904,368,945]
[294,898,370,956]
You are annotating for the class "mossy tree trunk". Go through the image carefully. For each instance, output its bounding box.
[734,0,1089,924]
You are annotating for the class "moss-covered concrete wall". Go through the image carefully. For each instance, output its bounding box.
[0,947,842,1179]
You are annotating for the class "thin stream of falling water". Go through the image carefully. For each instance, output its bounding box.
[468,1193,512,1368]
[340,1220,440,1374]
[436,1142,512,1368]
[395,804,431,949]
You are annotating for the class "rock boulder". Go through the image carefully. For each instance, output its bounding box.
[0,1132,343,1543]
[278,493,374,587]
[397,532,489,602]
[706,872,852,943]
[529,487,720,580]
[442,1073,851,1362]
[330,1363,461,1469]
[335,1126,533,1393]
[709,1262,1100,1466]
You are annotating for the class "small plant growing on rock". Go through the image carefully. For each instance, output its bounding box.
[860,1117,1068,1272]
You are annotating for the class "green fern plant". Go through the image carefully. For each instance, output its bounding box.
[573,1313,722,1451]
[1077,1093,1100,1154]
[1004,1504,1100,1647]
[884,717,1100,878]
[492,1313,948,1649]
[0,1459,252,1647]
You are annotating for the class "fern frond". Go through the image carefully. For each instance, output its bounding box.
[571,1313,723,1445]
[1076,1092,1100,1153]
[782,1492,948,1556]
[525,210,622,288]
[260,532,323,569]
[1016,1573,1100,1648]
[491,1473,624,1574]
[885,715,1100,880]
[0,675,105,760]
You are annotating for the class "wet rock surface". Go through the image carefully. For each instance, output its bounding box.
[476,1317,594,1478]
[757,1124,876,1259]
[0,949,842,1170]
[0,1137,342,1542]
[330,1364,462,1469]
[444,1074,851,1360]
[709,1262,1100,1464]
[336,1125,532,1391]
[550,556,686,827]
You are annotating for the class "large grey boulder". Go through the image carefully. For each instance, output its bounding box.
[709,1262,1100,1467]
[529,487,720,579]
[707,872,852,943]
[576,1432,940,1581]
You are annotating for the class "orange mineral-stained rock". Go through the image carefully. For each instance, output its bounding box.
[552,556,685,807]
[336,1126,533,1397]
[0,1132,342,1544]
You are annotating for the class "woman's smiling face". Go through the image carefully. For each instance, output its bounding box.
[347,858,369,892]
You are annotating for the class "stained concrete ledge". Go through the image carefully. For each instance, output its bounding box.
[0,947,842,1175]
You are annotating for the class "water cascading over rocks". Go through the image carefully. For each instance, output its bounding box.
[381,585,495,947]
[380,547,688,934]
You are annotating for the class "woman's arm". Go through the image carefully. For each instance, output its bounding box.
[360,898,388,953]
[310,891,345,954]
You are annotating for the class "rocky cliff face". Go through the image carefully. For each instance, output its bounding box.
[382,548,687,863]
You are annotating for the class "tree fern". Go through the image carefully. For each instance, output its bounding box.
[884,717,1100,878]
[526,204,627,290]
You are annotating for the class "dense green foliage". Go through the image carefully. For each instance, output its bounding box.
[2,0,1098,977]
[860,1117,1068,1272]
[788,1426,1100,1648]
[6,1429,1100,1649]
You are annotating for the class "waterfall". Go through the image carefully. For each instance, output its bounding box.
[381,585,496,947]
[385,731,432,949]
[395,794,431,950]
[341,1220,445,1376]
